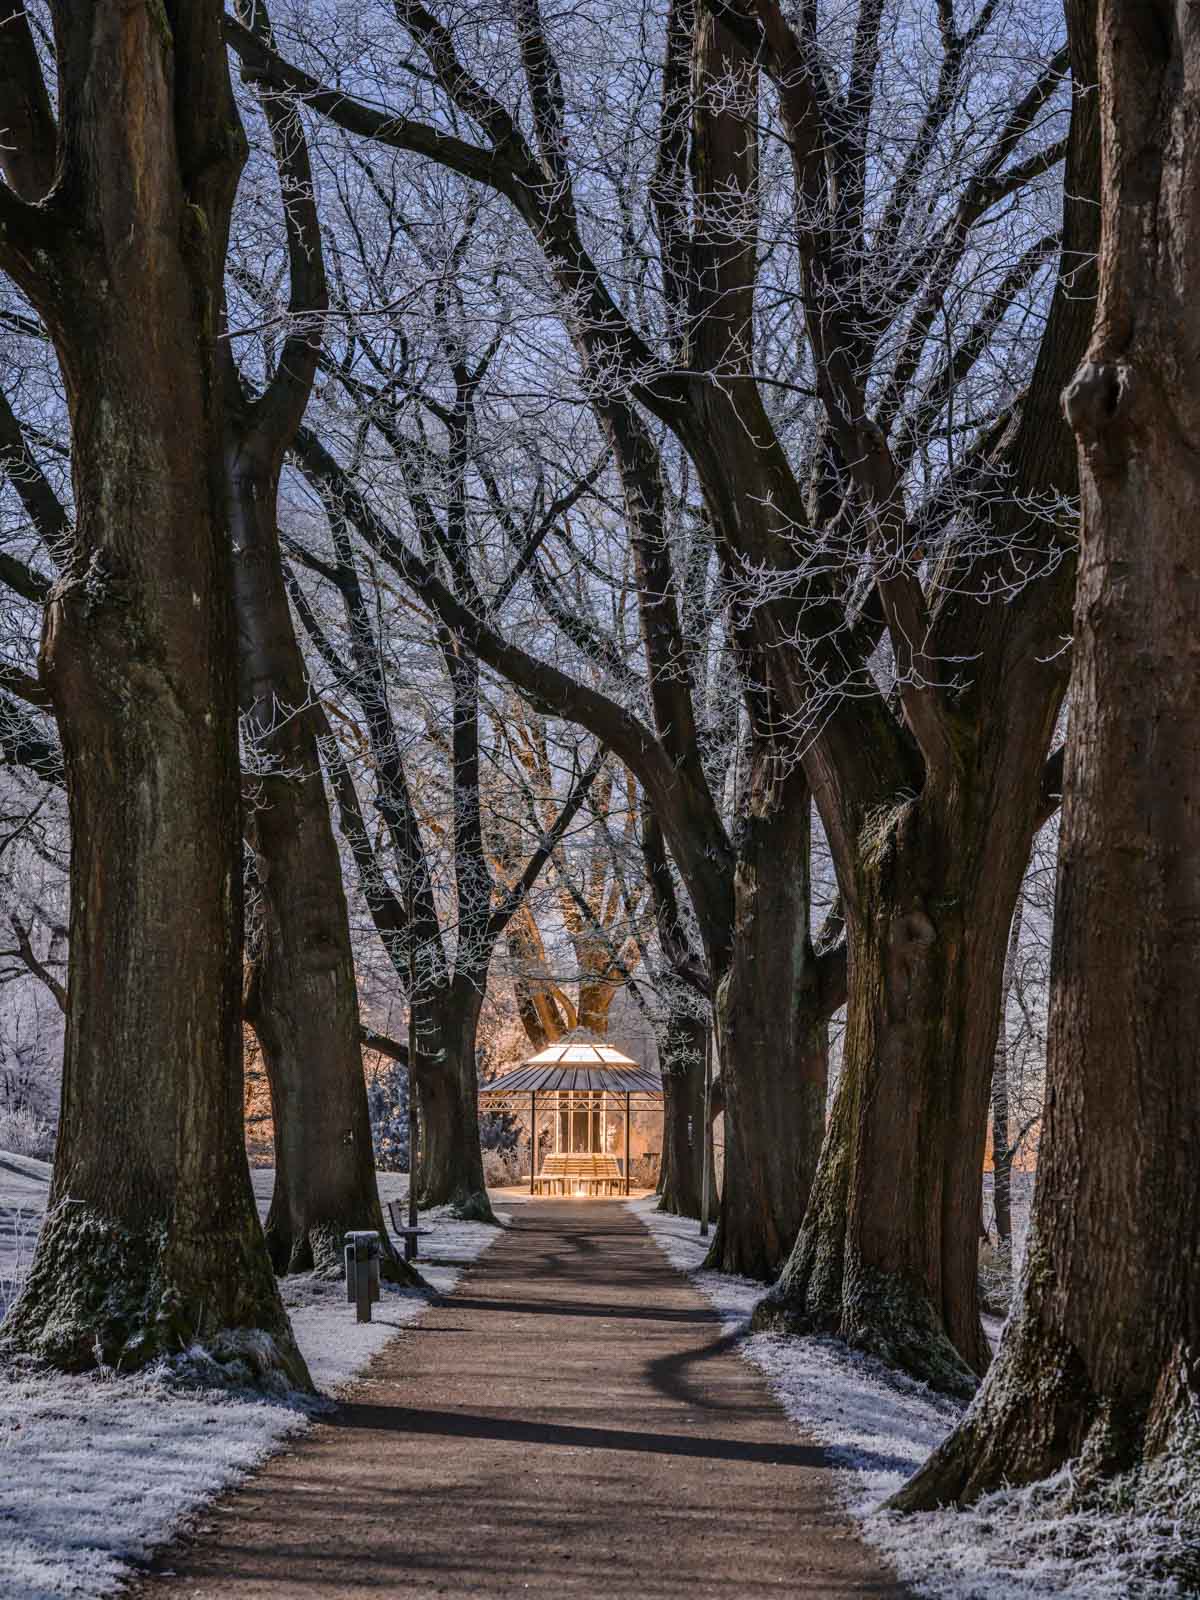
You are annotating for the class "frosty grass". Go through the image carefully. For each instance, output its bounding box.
[632,1196,1198,1600]
[0,1158,502,1599]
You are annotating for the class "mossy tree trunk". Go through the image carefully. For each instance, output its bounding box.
[0,1,306,1384]
[756,798,1029,1393]
[893,0,1200,1508]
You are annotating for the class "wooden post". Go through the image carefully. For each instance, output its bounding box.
[530,1090,537,1195]
[699,1028,712,1237]
[624,1091,631,1196]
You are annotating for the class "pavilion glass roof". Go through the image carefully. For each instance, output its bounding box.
[479,1029,662,1099]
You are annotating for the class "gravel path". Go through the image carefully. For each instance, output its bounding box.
[134,1201,909,1598]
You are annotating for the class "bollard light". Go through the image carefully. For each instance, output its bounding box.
[344,1230,382,1323]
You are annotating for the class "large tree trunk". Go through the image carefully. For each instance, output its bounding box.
[0,3,306,1384]
[705,751,828,1280]
[989,903,1023,1248]
[506,907,570,1049]
[893,0,1200,1510]
[752,4,1099,1393]
[575,982,617,1037]
[756,799,1030,1392]
[229,452,410,1281]
[656,1011,709,1219]
[414,978,496,1221]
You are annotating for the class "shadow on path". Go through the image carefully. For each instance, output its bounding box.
[132,1200,913,1599]
[327,1397,831,1467]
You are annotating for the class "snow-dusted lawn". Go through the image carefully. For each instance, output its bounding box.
[633,1197,1196,1600]
[0,1149,49,1315]
[0,1158,504,1599]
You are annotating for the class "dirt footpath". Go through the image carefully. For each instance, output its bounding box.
[135,1201,909,1598]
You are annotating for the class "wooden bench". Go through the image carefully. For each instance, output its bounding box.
[533,1153,625,1196]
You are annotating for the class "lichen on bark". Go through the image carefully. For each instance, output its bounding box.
[1,1200,310,1391]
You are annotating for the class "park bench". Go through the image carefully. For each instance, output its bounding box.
[385,1198,432,1259]
[533,1152,625,1195]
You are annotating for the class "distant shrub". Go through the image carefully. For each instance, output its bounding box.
[629,1152,660,1189]
[479,1108,519,1153]
[481,1146,522,1186]
[366,1050,519,1176]
[366,1056,410,1172]
[978,1237,1013,1316]
[0,1105,55,1160]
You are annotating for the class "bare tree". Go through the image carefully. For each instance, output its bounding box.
[894,0,1200,1510]
[499,711,651,1043]
[223,1,407,1279]
[285,424,603,1218]
[722,0,1096,1389]
[0,2,305,1382]
[227,0,1084,1324]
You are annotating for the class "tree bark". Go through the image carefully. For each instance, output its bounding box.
[413,978,493,1220]
[756,798,1034,1391]
[989,903,1023,1248]
[0,2,306,1383]
[656,1011,709,1220]
[505,905,570,1049]
[229,450,409,1280]
[575,977,619,1037]
[893,0,1200,1508]
[706,746,827,1280]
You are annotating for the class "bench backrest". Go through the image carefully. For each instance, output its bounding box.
[537,1153,623,1177]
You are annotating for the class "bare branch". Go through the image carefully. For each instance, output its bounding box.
[222,15,517,195]
[7,911,65,1010]
[233,0,329,449]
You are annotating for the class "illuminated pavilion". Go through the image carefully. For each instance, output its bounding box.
[479,1030,663,1195]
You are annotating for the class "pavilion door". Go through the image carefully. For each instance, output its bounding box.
[558,1095,602,1153]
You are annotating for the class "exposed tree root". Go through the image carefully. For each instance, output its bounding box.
[890,1256,1200,1512]
[266,1216,424,1287]
[754,1256,979,1401]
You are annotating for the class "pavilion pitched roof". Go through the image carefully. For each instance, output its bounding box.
[479,1029,661,1098]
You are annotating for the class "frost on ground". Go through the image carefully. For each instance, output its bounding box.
[632,1197,1199,1600]
[0,1157,503,1599]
